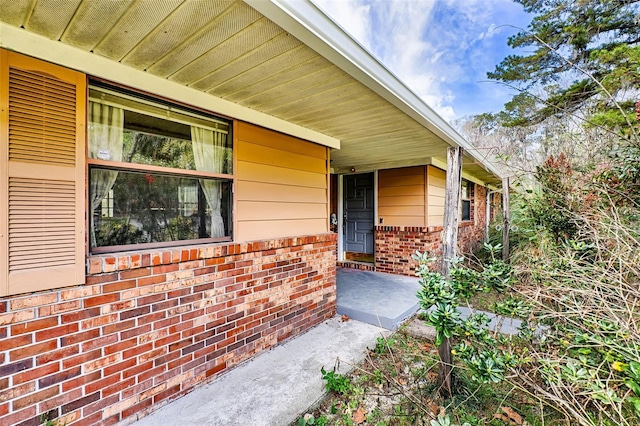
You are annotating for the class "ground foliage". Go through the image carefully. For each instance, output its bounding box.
[298,324,562,426]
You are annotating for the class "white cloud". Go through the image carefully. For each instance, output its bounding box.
[312,0,531,120]
[478,23,500,40]
[312,0,373,50]
[314,0,454,117]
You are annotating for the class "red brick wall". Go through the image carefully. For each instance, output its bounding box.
[459,185,487,254]
[0,233,336,425]
[375,185,488,276]
[375,226,442,276]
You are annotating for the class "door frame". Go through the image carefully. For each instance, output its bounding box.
[337,171,378,261]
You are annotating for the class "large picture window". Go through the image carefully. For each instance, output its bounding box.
[88,86,233,252]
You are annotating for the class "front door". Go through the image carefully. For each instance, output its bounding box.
[344,173,374,255]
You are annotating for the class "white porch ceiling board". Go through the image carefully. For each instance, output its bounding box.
[323,116,425,137]
[168,17,281,85]
[339,134,442,150]
[0,0,34,27]
[340,126,439,145]
[60,0,135,51]
[212,45,318,98]
[338,143,446,160]
[264,81,375,119]
[234,56,334,105]
[297,111,406,138]
[93,1,184,61]
[25,0,81,40]
[147,3,261,78]
[274,82,391,118]
[249,69,353,112]
[192,33,302,91]
[332,146,445,168]
[120,1,232,70]
[290,100,405,131]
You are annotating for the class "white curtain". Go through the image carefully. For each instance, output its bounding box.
[88,102,124,246]
[191,126,227,237]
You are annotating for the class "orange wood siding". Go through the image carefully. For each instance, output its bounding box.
[427,165,446,227]
[378,166,426,227]
[235,122,328,241]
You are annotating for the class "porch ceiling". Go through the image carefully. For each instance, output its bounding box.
[0,0,500,185]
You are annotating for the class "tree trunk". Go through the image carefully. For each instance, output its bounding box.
[439,146,463,397]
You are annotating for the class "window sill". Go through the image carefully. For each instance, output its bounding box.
[90,237,232,255]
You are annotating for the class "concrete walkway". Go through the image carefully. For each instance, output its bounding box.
[130,317,387,426]
[129,268,420,426]
[336,267,421,330]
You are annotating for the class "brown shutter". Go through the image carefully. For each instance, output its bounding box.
[0,50,86,296]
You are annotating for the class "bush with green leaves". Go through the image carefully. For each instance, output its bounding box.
[415,243,522,387]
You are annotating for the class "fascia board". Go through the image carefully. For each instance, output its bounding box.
[246,0,503,179]
[0,22,340,150]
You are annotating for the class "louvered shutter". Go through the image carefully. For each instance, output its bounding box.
[0,50,86,296]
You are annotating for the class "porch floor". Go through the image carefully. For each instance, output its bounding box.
[337,267,421,330]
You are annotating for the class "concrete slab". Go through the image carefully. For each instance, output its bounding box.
[130,316,386,426]
[422,306,543,336]
[336,268,421,330]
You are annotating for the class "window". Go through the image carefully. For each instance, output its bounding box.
[88,86,233,253]
[461,180,473,221]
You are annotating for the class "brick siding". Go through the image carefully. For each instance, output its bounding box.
[335,261,375,272]
[375,185,488,276]
[0,233,337,426]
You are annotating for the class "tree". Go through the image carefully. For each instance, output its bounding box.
[488,0,640,132]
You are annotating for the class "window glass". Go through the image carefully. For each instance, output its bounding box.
[88,88,232,174]
[462,200,471,221]
[88,86,233,252]
[461,180,469,200]
[461,180,473,221]
[91,170,231,247]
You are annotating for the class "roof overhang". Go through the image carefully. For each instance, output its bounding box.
[0,0,501,185]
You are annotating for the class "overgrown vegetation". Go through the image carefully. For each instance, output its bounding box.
[305,2,640,424]
[473,2,640,421]
[502,150,640,425]
[300,325,558,426]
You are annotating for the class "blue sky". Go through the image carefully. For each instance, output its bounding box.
[312,0,533,122]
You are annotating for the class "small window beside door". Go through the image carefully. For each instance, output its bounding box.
[461,180,473,222]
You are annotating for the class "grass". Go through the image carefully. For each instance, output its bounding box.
[297,317,567,426]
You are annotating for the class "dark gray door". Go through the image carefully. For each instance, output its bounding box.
[344,173,374,254]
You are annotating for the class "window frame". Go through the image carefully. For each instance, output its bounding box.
[87,83,235,254]
[461,179,473,222]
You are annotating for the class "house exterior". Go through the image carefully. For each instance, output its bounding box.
[0,1,501,425]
